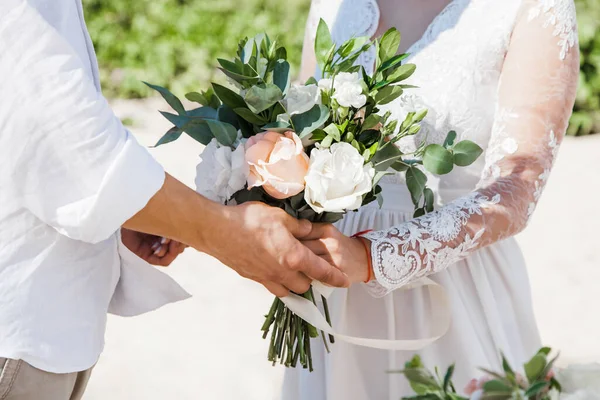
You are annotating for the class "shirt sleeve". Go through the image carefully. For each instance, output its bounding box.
[0,0,165,244]
[362,0,580,295]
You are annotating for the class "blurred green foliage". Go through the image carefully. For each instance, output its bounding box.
[84,0,310,98]
[569,0,600,136]
[84,0,599,134]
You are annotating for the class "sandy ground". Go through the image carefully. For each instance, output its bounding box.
[84,98,600,399]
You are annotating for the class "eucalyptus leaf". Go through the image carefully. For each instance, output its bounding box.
[413,207,426,218]
[310,129,327,142]
[372,142,403,171]
[245,84,283,113]
[443,130,458,148]
[205,120,238,147]
[217,105,240,129]
[218,67,260,85]
[187,107,218,119]
[424,187,435,213]
[181,120,214,145]
[379,53,409,74]
[212,83,247,109]
[423,144,454,175]
[315,19,334,70]
[144,82,186,116]
[185,92,206,105]
[153,127,183,147]
[406,166,427,205]
[273,60,291,94]
[305,77,318,85]
[234,107,267,125]
[357,129,379,147]
[452,140,483,167]
[362,114,382,131]
[262,121,291,133]
[375,85,404,105]
[321,135,333,148]
[291,104,330,138]
[160,111,191,128]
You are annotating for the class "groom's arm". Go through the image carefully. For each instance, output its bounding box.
[0,0,348,296]
[124,174,350,296]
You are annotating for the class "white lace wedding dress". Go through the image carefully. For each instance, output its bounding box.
[283,0,580,398]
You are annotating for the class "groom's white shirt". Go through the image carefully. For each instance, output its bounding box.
[0,0,189,373]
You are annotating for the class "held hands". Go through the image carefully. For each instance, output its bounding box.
[301,224,373,284]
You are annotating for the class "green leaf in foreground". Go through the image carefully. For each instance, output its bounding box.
[423,144,454,175]
[273,60,291,94]
[244,84,283,113]
[144,82,186,116]
[315,18,334,70]
[378,28,401,63]
[406,166,427,206]
[212,83,247,110]
[153,127,183,147]
[375,85,403,105]
[291,104,330,138]
[205,120,238,147]
[452,140,483,167]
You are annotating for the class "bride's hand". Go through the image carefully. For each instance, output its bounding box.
[302,224,372,284]
[121,228,187,266]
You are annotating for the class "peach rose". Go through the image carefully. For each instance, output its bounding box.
[245,131,309,199]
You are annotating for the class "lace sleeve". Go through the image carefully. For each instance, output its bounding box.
[362,0,580,294]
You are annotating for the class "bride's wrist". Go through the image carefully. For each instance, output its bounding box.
[354,237,373,283]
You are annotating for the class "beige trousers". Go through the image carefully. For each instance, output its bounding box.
[0,358,92,400]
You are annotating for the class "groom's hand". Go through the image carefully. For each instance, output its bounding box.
[124,174,349,297]
[209,202,350,297]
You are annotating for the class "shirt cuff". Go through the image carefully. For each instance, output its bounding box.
[55,132,165,243]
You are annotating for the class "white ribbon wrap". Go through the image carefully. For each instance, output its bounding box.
[280,278,451,350]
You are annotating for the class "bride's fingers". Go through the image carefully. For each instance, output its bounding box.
[302,223,334,241]
[152,238,171,258]
[302,239,329,256]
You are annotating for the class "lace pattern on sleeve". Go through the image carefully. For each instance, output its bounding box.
[363,0,580,294]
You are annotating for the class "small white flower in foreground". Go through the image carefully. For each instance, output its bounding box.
[318,72,367,109]
[195,139,249,204]
[304,142,375,213]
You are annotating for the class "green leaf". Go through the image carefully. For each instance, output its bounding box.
[305,77,318,85]
[273,60,291,94]
[160,111,191,128]
[525,381,550,397]
[390,160,409,172]
[402,368,439,389]
[406,166,428,205]
[537,347,552,356]
[181,120,214,145]
[362,114,382,131]
[185,92,206,105]
[375,85,403,105]
[153,127,183,147]
[357,129,379,147]
[443,131,457,148]
[413,207,426,218]
[443,364,455,392]
[244,84,283,113]
[379,53,409,74]
[144,82,186,116]
[321,135,333,148]
[378,28,401,64]
[424,187,435,213]
[315,19,334,70]
[501,353,515,376]
[262,121,291,133]
[212,83,247,110]
[309,129,327,141]
[524,354,547,382]
[187,107,218,119]
[452,140,483,167]
[423,144,454,175]
[387,63,416,83]
[234,107,267,125]
[372,142,403,171]
[323,124,341,141]
[291,104,330,138]
[205,120,238,147]
[482,380,512,393]
[217,105,240,129]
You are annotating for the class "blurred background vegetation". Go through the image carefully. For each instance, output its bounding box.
[84,0,599,135]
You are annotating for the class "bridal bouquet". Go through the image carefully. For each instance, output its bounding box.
[146,20,483,371]
[397,348,600,400]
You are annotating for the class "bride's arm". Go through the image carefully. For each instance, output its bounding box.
[360,0,579,294]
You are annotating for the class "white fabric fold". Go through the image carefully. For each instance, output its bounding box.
[109,232,192,317]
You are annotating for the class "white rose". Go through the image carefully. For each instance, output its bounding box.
[285,84,321,116]
[318,72,366,109]
[195,139,249,204]
[304,142,375,213]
